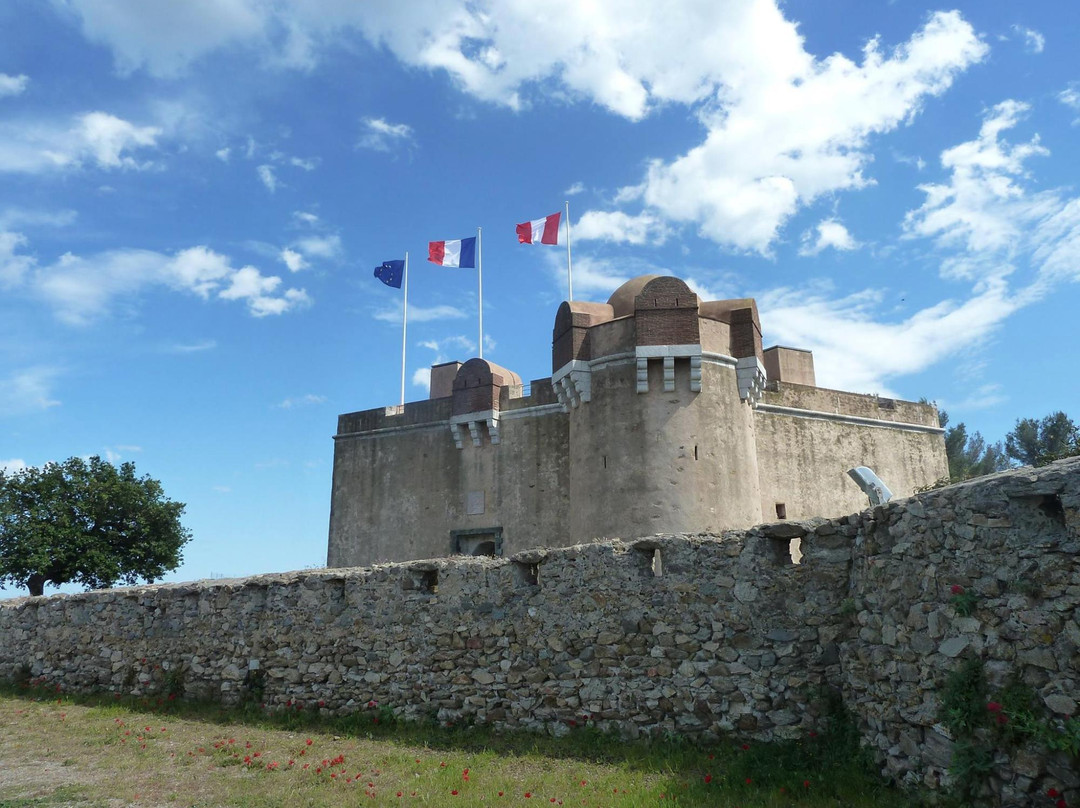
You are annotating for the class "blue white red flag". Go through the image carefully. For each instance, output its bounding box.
[428,237,477,268]
[374,259,405,288]
[516,212,561,245]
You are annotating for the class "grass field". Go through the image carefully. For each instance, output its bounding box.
[0,686,922,808]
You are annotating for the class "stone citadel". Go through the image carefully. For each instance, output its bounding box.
[329,274,947,566]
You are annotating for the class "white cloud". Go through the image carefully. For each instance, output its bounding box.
[104,445,141,463]
[904,101,1053,263]
[357,117,415,152]
[789,100,1080,394]
[0,73,29,98]
[292,234,341,260]
[0,111,162,173]
[0,458,28,474]
[162,339,217,353]
[373,302,466,323]
[257,164,278,192]
[564,182,585,196]
[412,367,431,389]
[293,211,320,226]
[0,230,35,288]
[280,247,308,272]
[1012,25,1045,54]
[758,279,1024,395]
[215,146,231,161]
[278,393,326,409]
[289,156,319,170]
[49,0,266,76]
[574,210,669,245]
[1060,85,1080,125]
[799,219,860,256]
[0,367,61,416]
[3,235,309,323]
[419,335,476,354]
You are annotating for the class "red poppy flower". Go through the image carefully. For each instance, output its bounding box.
[704,775,712,784]
[451,790,458,796]
[951,584,964,594]
[986,702,1003,712]
[1048,789,1060,798]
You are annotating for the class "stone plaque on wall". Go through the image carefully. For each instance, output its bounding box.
[466,490,485,515]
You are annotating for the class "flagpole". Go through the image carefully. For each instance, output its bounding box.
[477,227,483,359]
[400,251,409,407]
[565,200,574,301]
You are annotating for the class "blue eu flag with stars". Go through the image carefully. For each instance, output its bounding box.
[374,259,404,288]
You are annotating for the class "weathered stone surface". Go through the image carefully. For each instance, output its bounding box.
[2,456,1079,808]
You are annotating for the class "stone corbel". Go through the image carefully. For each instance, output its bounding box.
[736,356,767,405]
[551,360,592,411]
[448,410,500,449]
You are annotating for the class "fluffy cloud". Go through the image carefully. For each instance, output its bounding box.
[758,279,1023,396]
[1011,25,1045,54]
[799,219,860,256]
[257,164,278,192]
[357,117,415,152]
[0,458,28,474]
[903,101,1055,270]
[0,111,162,173]
[0,73,29,98]
[0,367,61,416]
[2,234,310,323]
[574,210,669,245]
[771,100,1080,395]
[280,247,308,272]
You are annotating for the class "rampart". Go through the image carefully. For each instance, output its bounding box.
[3,456,1079,804]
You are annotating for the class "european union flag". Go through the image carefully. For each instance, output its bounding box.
[374,259,405,288]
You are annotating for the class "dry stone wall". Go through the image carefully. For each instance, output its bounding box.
[2,456,1079,805]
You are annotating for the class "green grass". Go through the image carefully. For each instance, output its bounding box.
[0,684,924,807]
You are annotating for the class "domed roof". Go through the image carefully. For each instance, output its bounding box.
[606,274,662,318]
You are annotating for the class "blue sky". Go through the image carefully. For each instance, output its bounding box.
[2,0,1078,596]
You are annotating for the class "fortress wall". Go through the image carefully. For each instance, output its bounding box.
[568,359,761,543]
[3,457,1080,804]
[841,459,1080,799]
[754,385,948,523]
[329,402,568,567]
[0,529,850,741]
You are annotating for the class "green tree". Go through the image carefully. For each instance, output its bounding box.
[939,410,1008,482]
[1005,411,1080,467]
[0,456,191,597]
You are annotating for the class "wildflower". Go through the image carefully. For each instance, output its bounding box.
[452,790,459,796]
[986,701,1003,712]
[997,713,1009,725]
[525,793,531,798]
[368,700,378,708]
[306,739,313,745]
[704,775,712,784]
[803,780,810,788]
[745,778,752,785]
[1048,789,1060,798]
[951,584,964,595]
[498,792,504,797]
[741,744,749,750]
[1057,800,1066,808]
[397,792,403,798]
[318,700,326,707]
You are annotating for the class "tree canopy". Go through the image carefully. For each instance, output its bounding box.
[938,409,1008,482]
[0,456,190,597]
[1005,411,1080,467]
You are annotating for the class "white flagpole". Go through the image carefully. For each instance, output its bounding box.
[565,200,574,301]
[400,251,409,407]
[477,227,484,359]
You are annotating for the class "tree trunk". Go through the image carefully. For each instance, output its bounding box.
[27,573,45,597]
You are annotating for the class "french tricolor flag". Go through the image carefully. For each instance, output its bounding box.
[516,212,561,245]
[428,236,477,268]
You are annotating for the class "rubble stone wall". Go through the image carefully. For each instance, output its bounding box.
[2,456,1079,804]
